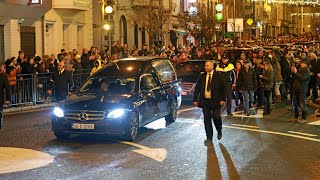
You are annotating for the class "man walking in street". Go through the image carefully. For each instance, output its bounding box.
[0,63,10,129]
[193,60,226,143]
[48,61,74,102]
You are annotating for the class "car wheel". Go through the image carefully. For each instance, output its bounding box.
[165,98,178,122]
[54,132,68,139]
[123,112,139,141]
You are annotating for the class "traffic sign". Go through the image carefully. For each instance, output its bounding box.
[247,18,253,25]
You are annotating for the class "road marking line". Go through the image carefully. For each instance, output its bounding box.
[222,109,264,119]
[231,124,259,129]
[177,107,198,114]
[308,120,320,126]
[121,142,167,162]
[287,131,318,137]
[223,125,320,143]
[0,147,54,174]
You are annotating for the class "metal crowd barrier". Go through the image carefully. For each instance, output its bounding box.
[6,69,91,107]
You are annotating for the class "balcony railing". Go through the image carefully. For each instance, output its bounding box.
[52,0,91,11]
[131,0,160,8]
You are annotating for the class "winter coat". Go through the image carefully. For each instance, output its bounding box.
[237,67,257,91]
[6,66,21,86]
[260,69,274,91]
[292,66,311,93]
[90,60,103,76]
[271,57,282,82]
[216,63,236,83]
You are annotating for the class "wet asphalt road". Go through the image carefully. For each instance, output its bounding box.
[0,101,319,180]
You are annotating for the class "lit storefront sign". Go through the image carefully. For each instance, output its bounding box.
[28,0,43,5]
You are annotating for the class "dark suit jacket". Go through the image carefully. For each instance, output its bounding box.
[0,73,10,105]
[193,71,226,108]
[51,70,74,101]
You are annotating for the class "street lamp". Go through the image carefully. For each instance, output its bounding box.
[103,24,111,30]
[188,0,197,3]
[104,4,113,57]
[105,5,113,14]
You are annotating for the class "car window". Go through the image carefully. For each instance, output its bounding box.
[140,74,158,91]
[79,77,136,94]
[152,60,177,84]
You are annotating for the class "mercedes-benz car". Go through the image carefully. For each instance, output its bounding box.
[51,57,181,141]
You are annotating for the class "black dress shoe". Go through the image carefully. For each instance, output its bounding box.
[217,131,222,140]
[227,113,233,116]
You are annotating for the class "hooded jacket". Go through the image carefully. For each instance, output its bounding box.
[90,60,103,76]
[216,62,236,84]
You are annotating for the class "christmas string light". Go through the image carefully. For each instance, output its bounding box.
[269,0,319,5]
[291,12,320,16]
[251,0,320,5]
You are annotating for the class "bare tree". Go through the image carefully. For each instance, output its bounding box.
[177,2,215,46]
[130,0,175,47]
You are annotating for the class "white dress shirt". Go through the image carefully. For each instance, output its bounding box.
[204,71,213,98]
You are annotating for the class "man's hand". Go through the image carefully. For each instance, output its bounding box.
[291,66,297,74]
[4,101,10,105]
[193,102,199,107]
[47,90,52,95]
[259,75,263,78]
[220,101,226,106]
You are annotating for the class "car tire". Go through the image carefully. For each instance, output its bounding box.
[123,112,139,141]
[54,132,68,139]
[165,98,178,122]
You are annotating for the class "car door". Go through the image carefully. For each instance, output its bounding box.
[151,75,168,118]
[139,74,158,124]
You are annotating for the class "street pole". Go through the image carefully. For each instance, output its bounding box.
[233,0,236,41]
[108,14,112,57]
[301,6,304,33]
[101,1,105,52]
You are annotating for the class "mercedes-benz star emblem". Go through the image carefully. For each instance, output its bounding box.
[80,112,88,121]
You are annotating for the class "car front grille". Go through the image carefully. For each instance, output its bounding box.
[64,110,106,121]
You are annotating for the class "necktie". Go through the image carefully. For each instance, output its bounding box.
[207,74,211,92]
[59,71,61,75]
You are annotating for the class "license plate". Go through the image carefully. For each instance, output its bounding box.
[181,91,187,95]
[72,123,94,130]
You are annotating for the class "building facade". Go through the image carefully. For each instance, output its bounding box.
[0,0,93,62]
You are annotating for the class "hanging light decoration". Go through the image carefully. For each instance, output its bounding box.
[291,13,320,17]
[268,0,319,5]
[251,0,320,5]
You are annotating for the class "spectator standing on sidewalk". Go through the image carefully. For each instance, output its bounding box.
[290,59,311,123]
[0,63,10,129]
[81,48,91,69]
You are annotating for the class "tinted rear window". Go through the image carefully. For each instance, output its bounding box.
[93,61,145,78]
[175,61,205,83]
[152,60,177,84]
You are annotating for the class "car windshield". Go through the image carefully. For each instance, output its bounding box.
[79,77,136,94]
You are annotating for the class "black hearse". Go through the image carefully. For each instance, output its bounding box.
[51,57,182,141]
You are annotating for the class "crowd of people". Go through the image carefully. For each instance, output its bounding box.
[1,33,320,123]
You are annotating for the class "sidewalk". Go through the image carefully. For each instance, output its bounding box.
[3,102,57,114]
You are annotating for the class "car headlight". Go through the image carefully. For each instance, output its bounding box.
[107,109,125,119]
[53,107,64,118]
